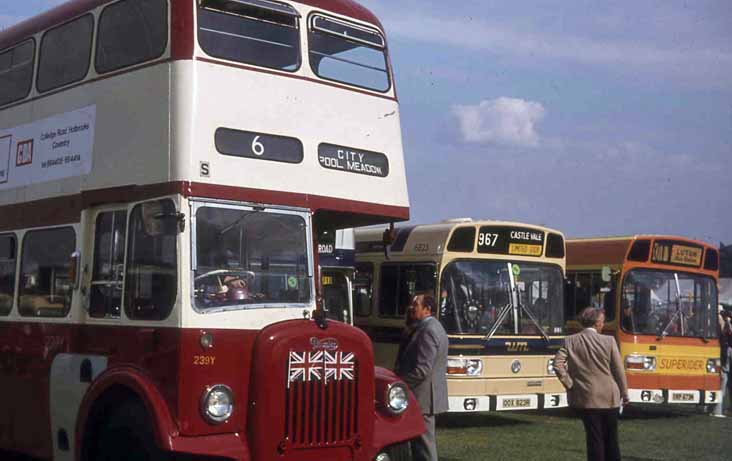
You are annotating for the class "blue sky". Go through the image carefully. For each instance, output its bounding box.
[2,1,731,245]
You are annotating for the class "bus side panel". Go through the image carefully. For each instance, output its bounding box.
[177,328,257,437]
[5,321,71,459]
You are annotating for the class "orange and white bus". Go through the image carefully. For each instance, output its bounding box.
[566,236,722,407]
[0,1,425,460]
[354,220,569,413]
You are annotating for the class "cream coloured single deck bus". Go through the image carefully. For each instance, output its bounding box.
[354,219,569,413]
[0,1,424,460]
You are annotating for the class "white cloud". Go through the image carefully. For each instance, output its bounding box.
[451,97,546,148]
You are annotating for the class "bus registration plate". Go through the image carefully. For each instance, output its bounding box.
[668,390,699,404]
[497,395,537,410]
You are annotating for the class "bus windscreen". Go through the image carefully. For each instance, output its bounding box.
[621,269,717,338]
[439,260,564,336]
[193,206,311,311]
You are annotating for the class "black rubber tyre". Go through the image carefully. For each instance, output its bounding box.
[93,400,166,461]
[385,440,413,461]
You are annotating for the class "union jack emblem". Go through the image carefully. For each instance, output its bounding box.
[324,351,355,383]
[288,351,355,387]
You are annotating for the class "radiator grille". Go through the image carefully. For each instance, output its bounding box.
[284,364,359,447]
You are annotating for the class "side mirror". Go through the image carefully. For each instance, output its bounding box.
[69,251,81,290]
[601,266,612,283]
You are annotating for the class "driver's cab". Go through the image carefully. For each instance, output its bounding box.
[318,229,355,324]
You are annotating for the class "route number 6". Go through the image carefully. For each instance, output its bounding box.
[478,233,498,247]
[252,136,265,156]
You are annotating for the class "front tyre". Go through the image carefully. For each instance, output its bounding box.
[381,440,413,461]
[94,400,166,461]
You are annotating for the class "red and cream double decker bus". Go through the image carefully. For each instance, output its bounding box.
[0,1,424,460]
[566,236,722,407]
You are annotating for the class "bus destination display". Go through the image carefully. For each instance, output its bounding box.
[651,240,703,267]
[477,226,545,257]
[215,128,304,164]
[318,143,389,178]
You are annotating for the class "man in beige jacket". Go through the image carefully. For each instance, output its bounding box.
[554,307,629,461]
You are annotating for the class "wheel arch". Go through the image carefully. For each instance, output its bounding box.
[75,366,177,461]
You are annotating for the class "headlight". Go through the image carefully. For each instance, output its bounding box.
[375,452,391,461]
[447,358,483,376]
[707,358,722,374]
[200,384,234,424]
[386,383,409,415]
[625,354,656,371]
[547,359,556,376]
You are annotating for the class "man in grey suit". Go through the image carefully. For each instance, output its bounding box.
[395,293,449,461]
[554,307,629,461]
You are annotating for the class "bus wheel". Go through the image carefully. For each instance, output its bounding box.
[95,400,166,461]
[383,440,413,461]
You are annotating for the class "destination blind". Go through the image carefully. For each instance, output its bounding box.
[651,240,704,268]
[476,226,545,257]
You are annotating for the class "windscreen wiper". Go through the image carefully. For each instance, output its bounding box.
[219,207,264,235]
[483,263,550,343]
[659,273,685,339]
[516,294,551,343]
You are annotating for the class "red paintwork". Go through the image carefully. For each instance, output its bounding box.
[76,365,180,451]
[566,238,631,266]
[0,319,424,460]
[626,373,720,391]
[0,181,410,232]
[171,0,194,61]
[0,0,382,51]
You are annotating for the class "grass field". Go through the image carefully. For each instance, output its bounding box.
[2,406,730,460]
[436,405,732,461]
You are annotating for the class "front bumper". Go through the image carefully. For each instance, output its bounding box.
[447,392,568,412]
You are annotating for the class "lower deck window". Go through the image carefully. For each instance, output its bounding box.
[0,234,17,315]
[124,199,178,320]
[19,228,76,318]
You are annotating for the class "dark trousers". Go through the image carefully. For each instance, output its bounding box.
[577,408,621,461]
[411,413,438,461]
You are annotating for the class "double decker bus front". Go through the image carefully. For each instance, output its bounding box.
[176,1,420,459]
[0,0,420,459]
[440,224,568,412]
[617,239,721,405]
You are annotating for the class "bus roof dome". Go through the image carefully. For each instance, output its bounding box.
[0,0,384,50]
[296,0,384,30]
[441,218,473,223]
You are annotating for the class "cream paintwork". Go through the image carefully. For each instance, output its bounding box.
[1,1,407,332]
[354,220,568,411]
[49,354,108,461]
[1,1,408,210]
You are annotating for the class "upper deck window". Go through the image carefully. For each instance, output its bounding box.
[37,14,93,93]
[96,0,168,74]
[198,0,301,72]
[308,15,390,92]
[0,40,35,107]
